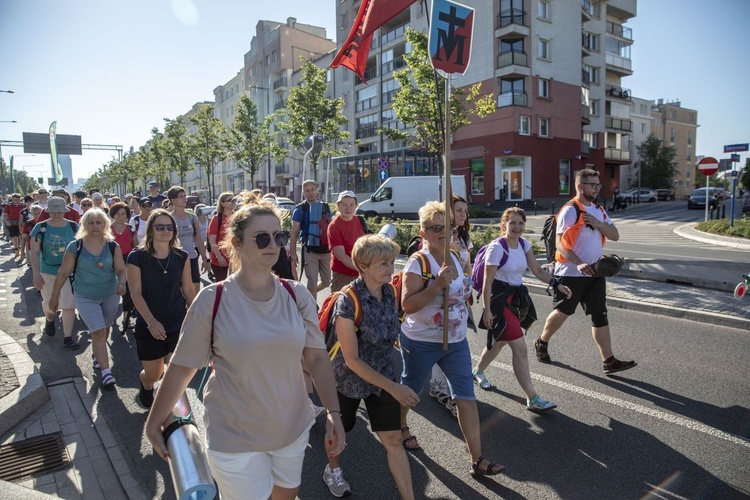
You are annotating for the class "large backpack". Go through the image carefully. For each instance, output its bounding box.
[319,282,397,360]
[300,201,332,249]
[471,237,527,296]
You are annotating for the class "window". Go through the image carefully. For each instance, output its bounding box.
[471,159,484,195]
[252,65,257,76]
[641,123,647,134]
[590,99,600,116]
[325,69,332,83]
[670,128,675,143]
[271,50,278,62]
[589,1,599,17]
[589,33,598,51]
[671,110,677,120]
[583,131,598,148]
[539,117,549,137]
[520,116,530,135]
[500,38,524,54]
[538,39,549,59]
[539,78,550,98]
[265,55,269,65]
[559,160,571,195]
[688,131,693,145]
[373,187,392,202]
[498,77,526,107]
[583,65,599,84]
[538,0,549,19]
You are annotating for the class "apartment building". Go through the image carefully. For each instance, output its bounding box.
[628,95,654,189]
[213,70,248,194]
[651,99,698,197]
[331,0,637,205]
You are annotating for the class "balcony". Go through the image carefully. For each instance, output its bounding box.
[604,148,630,162]
[582,140,590,155]
[495,8,529,37]
[380,23,406,46]
[355,66,378,85]
[273,77,288,91]
[382,89,399,104]
[605,116,633,131]
[355,96,378,113]
[275,164,289,175]
[607,21,633,41]
[605,83,632,100]
[274,100,286,111]
[497,90,527,108]
[382,119,407,131]
[356,125,379,139]
[381,56,406,75]
[581,0,592,20]
[581,69,591,86]
[495,51,530,78]
[605,52,633,75]
[581,103,591,124]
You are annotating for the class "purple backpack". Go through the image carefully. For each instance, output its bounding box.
[471,237,527,296]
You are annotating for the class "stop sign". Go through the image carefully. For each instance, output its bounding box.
[698,157,719,176]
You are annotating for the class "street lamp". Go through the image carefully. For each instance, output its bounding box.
[0,121,17,123]
[0,90,13,94]
[248,85,272,193]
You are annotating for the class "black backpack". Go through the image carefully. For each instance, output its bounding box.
[542,201,581,263]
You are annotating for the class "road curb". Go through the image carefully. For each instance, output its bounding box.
[0,329,50,437]
[674,223,750,250]
[525,283,750,331]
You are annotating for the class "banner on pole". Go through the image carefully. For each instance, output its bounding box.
[429,0,474,75]
[49,121,63,183]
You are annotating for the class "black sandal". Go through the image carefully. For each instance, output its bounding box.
[471,455,506,476]
[401,426,421,451]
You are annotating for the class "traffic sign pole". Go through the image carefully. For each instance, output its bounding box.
[698,157,719,222]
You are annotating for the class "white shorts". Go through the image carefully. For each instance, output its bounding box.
[41,272,76,315]
[206,420,313,500]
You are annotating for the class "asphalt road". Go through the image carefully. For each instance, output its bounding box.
[3,257,749,499]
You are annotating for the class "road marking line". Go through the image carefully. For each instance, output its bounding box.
[485,359,750,449]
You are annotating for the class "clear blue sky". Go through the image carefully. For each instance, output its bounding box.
[1,0,748,184]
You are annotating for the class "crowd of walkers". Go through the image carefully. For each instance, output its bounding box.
[4,169,637,498]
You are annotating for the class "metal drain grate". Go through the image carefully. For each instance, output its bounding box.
[0,432,70,482]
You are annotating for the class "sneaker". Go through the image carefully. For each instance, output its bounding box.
[603,357,637,375]
[63,337,80,350]
[527,395,557,413]
[446,398,458,418]
[534,337,551,363]
[92,355,100,370]
[14,248,19,257]
[473,370,492,390]
[434,391,457,417]
[323,465,351,498]
[429,387,442,399]
[43,319,56,337]
[138,383,154,408]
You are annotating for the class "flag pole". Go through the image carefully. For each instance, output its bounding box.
[442,75,452,351]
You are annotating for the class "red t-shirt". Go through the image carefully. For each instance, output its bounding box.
[327,215,365,276]
[38,207,81,224]
[207,213,230,266]
[112,226,135,257]
[3,202,24,222]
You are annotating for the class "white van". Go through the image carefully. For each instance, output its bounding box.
[356,175,467,218]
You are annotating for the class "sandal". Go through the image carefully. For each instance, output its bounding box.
[101,372,117,387]
[473,370,492,390]
[471,455,506,476]
[401,427,421,451]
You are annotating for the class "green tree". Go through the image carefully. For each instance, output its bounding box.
[164,117,194,186]
[635,134,676,189]
[739,158,750,189]
[148,127,169,188]
[277,59,350,181]
[382,28,495,155]
[226,94,287,188]
[189,105,227,202]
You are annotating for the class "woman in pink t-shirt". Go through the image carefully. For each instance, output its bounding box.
[109,202,138,332]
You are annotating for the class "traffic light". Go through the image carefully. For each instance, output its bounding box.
[38,177,44,184]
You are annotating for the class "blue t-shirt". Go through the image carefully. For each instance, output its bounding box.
[66,241,119,300]
[30,221,78,274]
[127,248,188,333]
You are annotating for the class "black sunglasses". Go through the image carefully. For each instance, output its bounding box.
[154,224,175,232]
[250,231,288,249]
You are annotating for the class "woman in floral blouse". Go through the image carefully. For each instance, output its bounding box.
[323,234,417,499]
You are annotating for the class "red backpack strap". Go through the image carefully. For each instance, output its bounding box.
[279,278,296,303]
[413,251,434,281]
[210,283,225,351]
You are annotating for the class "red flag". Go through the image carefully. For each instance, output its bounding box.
[331,0,418,82]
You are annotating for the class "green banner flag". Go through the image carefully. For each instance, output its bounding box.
[49,121,63,183]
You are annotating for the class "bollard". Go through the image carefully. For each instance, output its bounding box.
[721,204,726,219]
[551,201,555,215]
[163,395,216,500]
[534,202,537,216]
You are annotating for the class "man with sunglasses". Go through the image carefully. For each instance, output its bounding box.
[535,169,636,375]
[132,199,153,244]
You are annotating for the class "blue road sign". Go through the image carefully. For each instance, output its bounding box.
[724,143,749,153]
[731,153,741,162]
[379,170,388,181]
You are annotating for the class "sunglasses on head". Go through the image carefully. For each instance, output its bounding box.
[154,224,175,232]
[250,231,288,249]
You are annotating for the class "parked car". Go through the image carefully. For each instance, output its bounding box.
[655,188,674,201]
[276,197,296,212]
[621,188,657,203]
[356,175,467,218]
[186,195,202,209]
[687,188,719,210]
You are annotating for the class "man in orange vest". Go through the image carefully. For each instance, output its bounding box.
[534,169,636,375]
